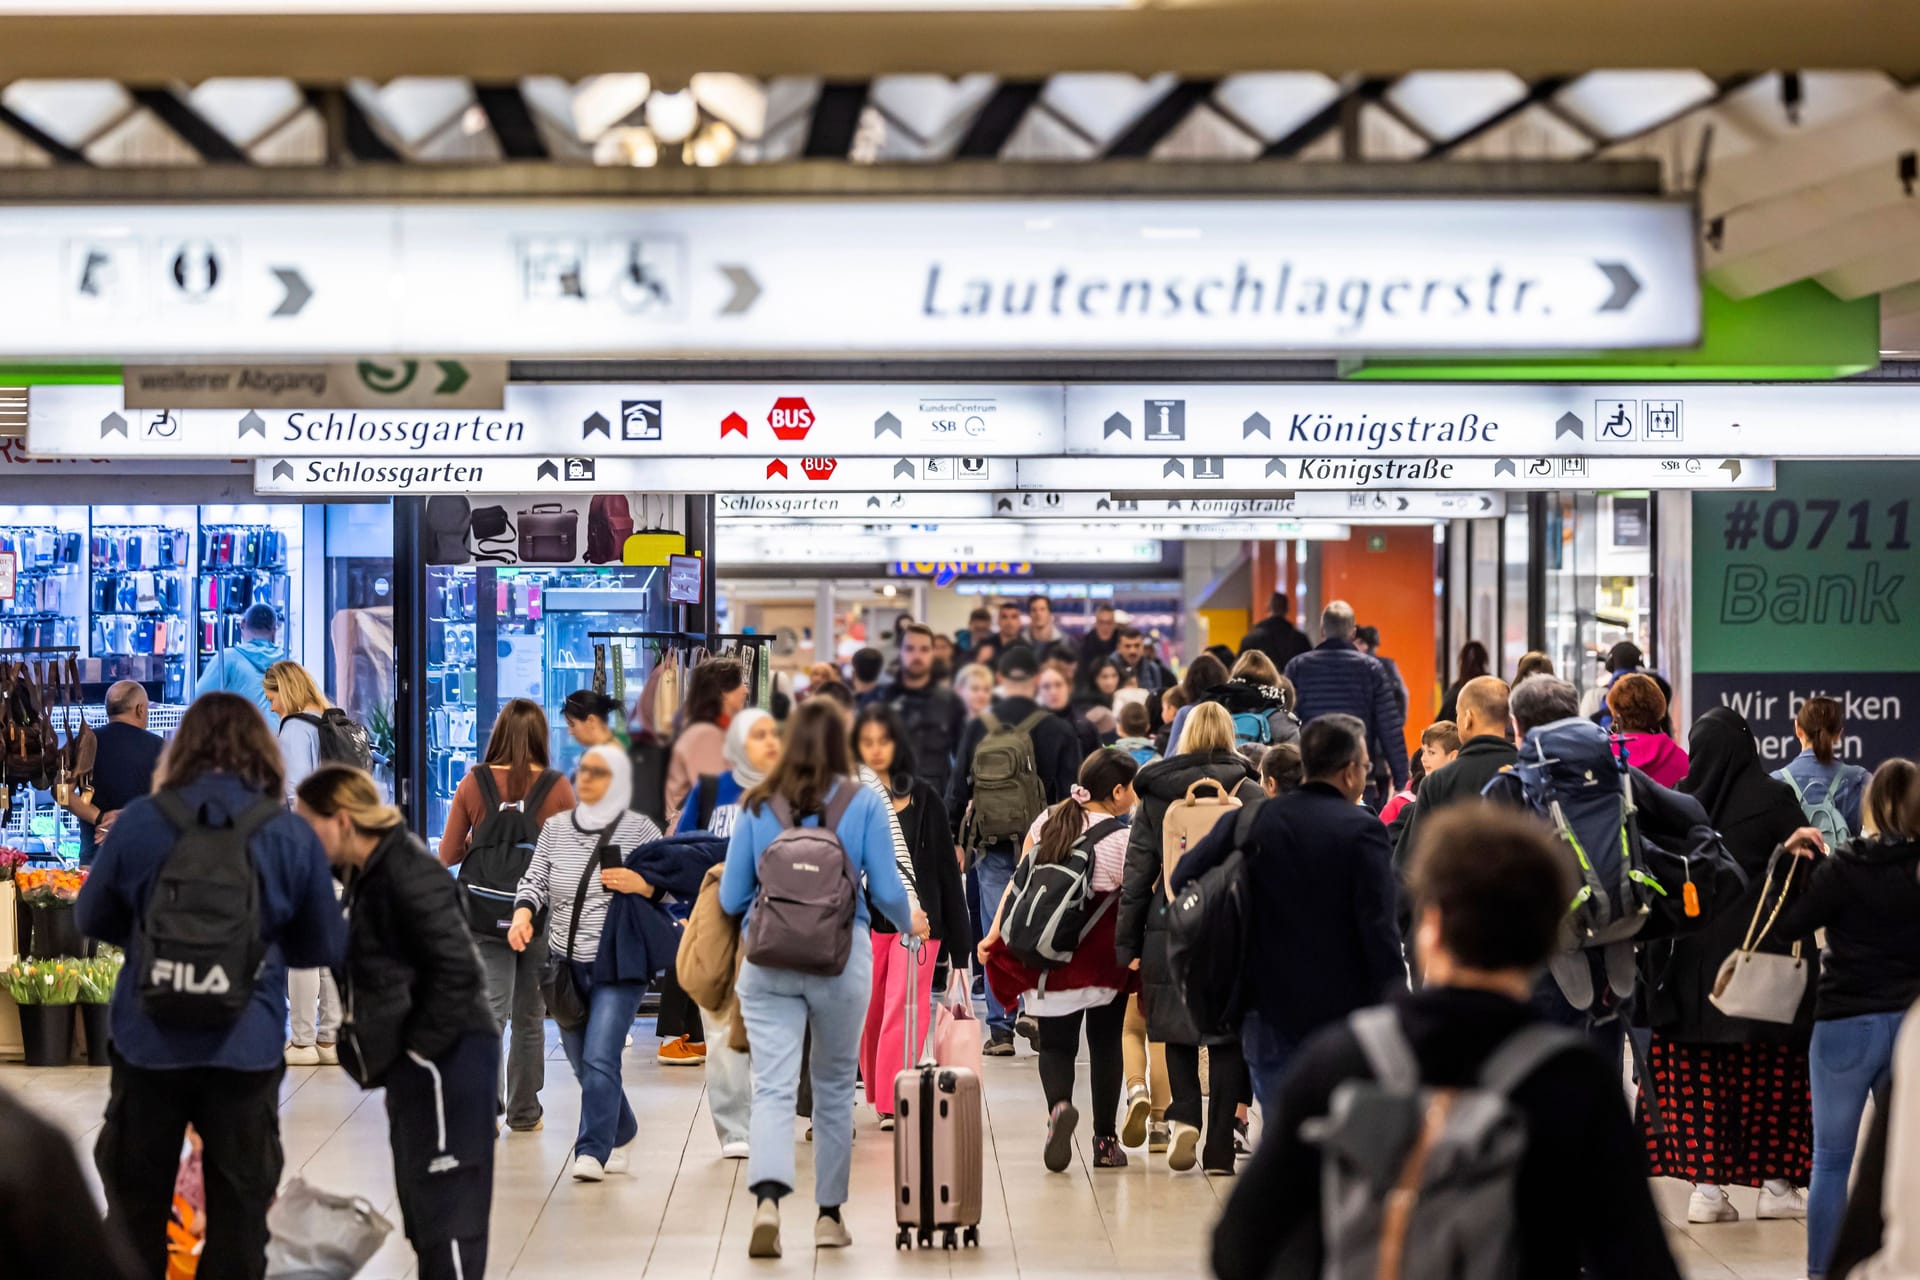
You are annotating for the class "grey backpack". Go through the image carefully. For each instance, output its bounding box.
[1301,1006,1582,1280]
[743,786,859,976]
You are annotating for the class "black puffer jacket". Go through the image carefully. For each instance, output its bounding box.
[336,826,495,1087]
[1116,749,1261,1044]
[1770,836,1920,1021]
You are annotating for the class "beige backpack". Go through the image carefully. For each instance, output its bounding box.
[1159,777,1245,900]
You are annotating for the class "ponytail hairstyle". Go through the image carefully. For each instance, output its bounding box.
[1796,696,1846,766]
[295,765,404,835]
[1032,748,1139,867]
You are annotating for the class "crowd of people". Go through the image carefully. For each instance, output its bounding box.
[7,591,1919,1280]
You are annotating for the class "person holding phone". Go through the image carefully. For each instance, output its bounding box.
[508,745,662,1183]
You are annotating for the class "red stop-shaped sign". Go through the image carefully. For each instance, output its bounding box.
[769,396,814,441]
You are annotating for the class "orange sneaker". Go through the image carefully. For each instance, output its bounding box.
[657,1034,707,1066]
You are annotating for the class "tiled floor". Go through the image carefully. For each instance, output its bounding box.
[3,1028,1812,1279]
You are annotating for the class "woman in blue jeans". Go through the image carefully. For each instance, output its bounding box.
[1769,757,1920,1279]
[720,700,928,1260]
[508,744,663,1182]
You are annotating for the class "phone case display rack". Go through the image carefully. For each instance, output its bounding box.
[0,525,83,651]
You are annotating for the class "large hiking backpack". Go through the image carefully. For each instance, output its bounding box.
[586,495,634,565]
[138,792,277,1028]
[1001,815,1126,969]
[1779,768,1853,853]
[743,788,860,976]
[1509,717,1661,1010]
[456,767,561,942]
[285,709,375,773]
[1301,1006,1582,1280]
[959,710,1049,853]
[1166,799,1262,1039]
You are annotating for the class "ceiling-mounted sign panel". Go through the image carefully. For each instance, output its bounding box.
[1065,383,1920,458]
[29,383,1061,458]
[253,452,1009,495]
[0,197,1697,357]
[990,490,1502,519]
[717,492,996,519]
[1013,455,1776,492]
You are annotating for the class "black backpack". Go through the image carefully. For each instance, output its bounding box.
[456,767,560,942]
[1001,816,1127,970]
[137,792,278,1028]
[286,709,375,773]
[1165,799,1263,1040]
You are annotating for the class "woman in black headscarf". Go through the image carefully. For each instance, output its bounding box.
[1639,707,1817,1226]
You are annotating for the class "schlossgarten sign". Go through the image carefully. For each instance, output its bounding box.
[0,197,1697,357]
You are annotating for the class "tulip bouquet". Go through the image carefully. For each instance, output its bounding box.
[15,864,86,908]
[1,957,83,1004]
[76,952,122,1003]
[0,847,27,882]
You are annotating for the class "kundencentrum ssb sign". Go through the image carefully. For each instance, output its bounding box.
[0,197,1697,357]
[1693,461,1920,767]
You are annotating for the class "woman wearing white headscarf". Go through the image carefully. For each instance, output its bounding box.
[675,706,782,1156]
[509,744,662,1183]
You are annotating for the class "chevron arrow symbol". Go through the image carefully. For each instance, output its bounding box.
[271,460,295,481]
[238,411,265,438]
[1265,458,1288,478]
[1163,458,1185,478]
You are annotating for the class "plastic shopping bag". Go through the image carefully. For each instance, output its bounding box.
[264,1177,394,1280]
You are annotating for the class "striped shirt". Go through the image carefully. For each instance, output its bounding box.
[514,810,663,961]
[860,763,922,915]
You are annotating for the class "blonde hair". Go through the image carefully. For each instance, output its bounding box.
[261,660,326,714]
[1230,650,1281,686]
[295,765,402,834]
[954,663,994,698]
[1177,701,1237,755]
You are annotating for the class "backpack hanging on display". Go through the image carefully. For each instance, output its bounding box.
[284,709,376,774]
[743,789,860,976]
[4,662,62,790]
[517,503,578,563]
[586,496,635,564]
[139,793,277,1028]
[1301,1006,1581,1280]
[57,656,97,804]
[1000,815,1126,970]
[456,768,561,942]
[424,496,475,566]
[958,710,1049,856]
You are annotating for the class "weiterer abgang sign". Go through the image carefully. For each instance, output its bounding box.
[0,197,1698,357]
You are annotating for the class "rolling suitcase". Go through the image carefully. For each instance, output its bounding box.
[893,938,983,1251]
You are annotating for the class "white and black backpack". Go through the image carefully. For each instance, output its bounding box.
[137,793,278,1028]
[1001,815,1126,970]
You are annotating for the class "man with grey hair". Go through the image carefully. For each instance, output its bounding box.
[1509,673,1581,737]
[1282,600,1409,806]
[58,679,163,861]
[1170,712,1404,1112]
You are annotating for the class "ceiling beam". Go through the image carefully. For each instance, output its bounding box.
[953,80,1043,159]
[129,85,249,162]
[1,3,1918,84]
[1105,79,1219,158]
[473,82,546,160]
[0,99,89,164]
[803,81,869,158]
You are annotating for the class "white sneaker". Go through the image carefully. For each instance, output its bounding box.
[1757,1184,1808,1220]
[284,1043,320,1066]
[748,1199,781,1258]
[315,1042,339,1066]
[1167,1121,1201,1173]
[572,1155,606,1182]
[814,1214,852,1249]
[605,1142,633,1175]
[720,1140,750,1160]
[1686,1186,1739,1224]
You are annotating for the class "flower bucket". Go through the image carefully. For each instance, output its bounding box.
[81,1001,112,1066]
[27,905,85,959]
[19,1002,75,1066]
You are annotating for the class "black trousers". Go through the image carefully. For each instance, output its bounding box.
[95,1050,284,1280]
[384,1030,499,1280]
[1165,1040,1247,1171]
[1037,993,1128,1139]
[655,964,705,1042]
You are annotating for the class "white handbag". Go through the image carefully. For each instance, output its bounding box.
[1709,848,1809,1025]
[264,1177,395,1279]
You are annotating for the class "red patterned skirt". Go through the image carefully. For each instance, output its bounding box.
[1637,1035,1813,1186]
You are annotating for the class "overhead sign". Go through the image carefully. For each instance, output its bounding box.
[0,198,1697,357]
[1014,455,1776,492]
[122,359,506,410]
[990,490,1501,519]
[717,492,995,519]
[29,383,1061,458]
[254,452,1007,495]
[725,518,1350,542]
[1065,383,1920,458]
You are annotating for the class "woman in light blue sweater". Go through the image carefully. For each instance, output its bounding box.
[721,700,926,1260]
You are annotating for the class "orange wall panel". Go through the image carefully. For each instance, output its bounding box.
[1313,527,1438,756]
